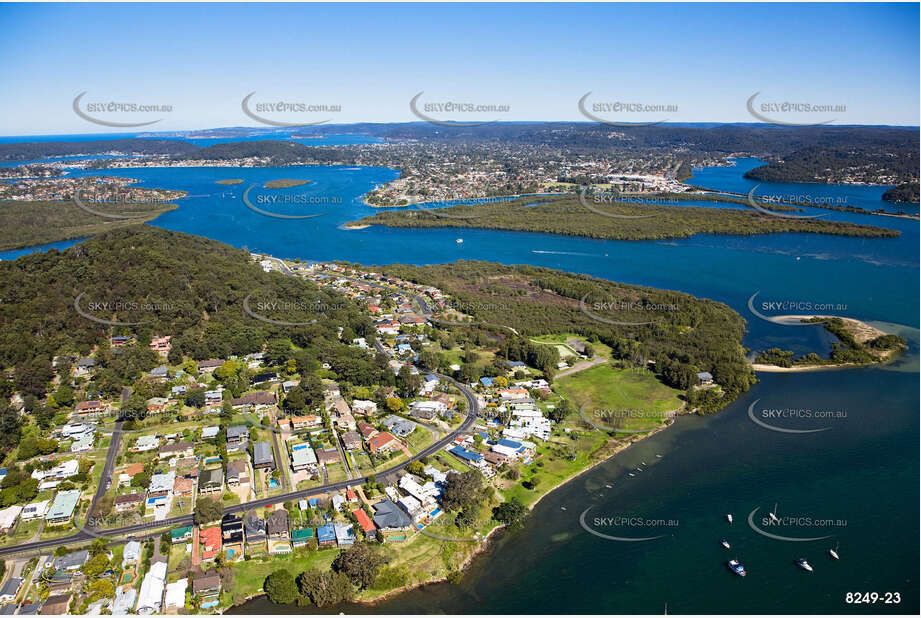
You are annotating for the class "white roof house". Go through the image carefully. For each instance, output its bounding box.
[351,400,378,414]
[164,578,187,609]
[21,500,50,520]
[148,471,176,494]
[135,435,159,451]
[399,475,438,508]
[136,561,167,614]
[71,433,95,453]
[112,586,138,615]
[0,505,22,530]
[31,458,79,481]
[201,426,220,440]
[122,541,141,565]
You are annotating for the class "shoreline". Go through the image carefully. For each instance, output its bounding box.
[235,412,682,611]
[751,315,903,372]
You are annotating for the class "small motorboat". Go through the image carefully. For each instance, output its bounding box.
[769,503,780,522]
[726,514,733,524]
[720,539,731,549]
[829,542,840,560]
[727,559,746,577]
[796,558,813,572]
[456,238,463,244]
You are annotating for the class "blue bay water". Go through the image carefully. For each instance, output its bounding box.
[2,158,918,613]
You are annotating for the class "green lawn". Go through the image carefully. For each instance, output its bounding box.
[555,364,682,432]
[225,550,337,606]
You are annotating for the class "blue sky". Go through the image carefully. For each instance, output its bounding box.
[0,2,918,135]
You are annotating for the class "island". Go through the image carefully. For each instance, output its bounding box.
[345,195,900,240]
[264,179,312,189]
[216,179,244,186]
[752,316,906,371]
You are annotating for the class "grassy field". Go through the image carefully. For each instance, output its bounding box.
[225,549,337,605]
[555,364,682,432]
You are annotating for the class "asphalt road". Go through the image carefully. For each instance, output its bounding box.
[0,373,478,558]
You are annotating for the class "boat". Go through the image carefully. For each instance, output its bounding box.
[726,513,733,524]
[456,238,463,243]
[769,503,780,522]
[829,542,840,560]
[720,539,731,549]
[605,484,612,488]
[628,473,635,477]
[560,506,567,511]
[727,559,746,577]
[796,558,813,572]
[656,454,663,458]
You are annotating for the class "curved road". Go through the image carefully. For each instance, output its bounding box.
[0,373,478,558]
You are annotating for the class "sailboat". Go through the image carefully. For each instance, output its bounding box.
[726,513,733,524]
[769,503,780,522]
[829,542,840,560]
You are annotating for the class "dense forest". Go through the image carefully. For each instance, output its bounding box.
[349,195,900,240]
[0,138,199,162]
[882,182,920,203]
[374,260,756,406]
[744,145,919,184]
[0,199,177,251]
[0,227,387,404]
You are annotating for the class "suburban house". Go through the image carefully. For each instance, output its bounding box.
[149,335,171,355]
[197,359,224,374]
[252,442,275,471]
[291,415,321,430]
[0,506,21,534]
[198,468,224,495]
[291,527,315,548]
[221,514,244,561]
[226,425,249,448]
[316,523,337,547]
[192,571,222,609]
[170,526,193,544]
[334,522,356,547]
[159,441,194,459]
[45,490,81,525]
[244,516,266,548]
[200,525,222,562]
[146,397,169,413]
[0,578,23,604]
[351,400,377,415]
[368,431,400,454]
[341,431,362,450]
[114,492,145,513]
[291,444,318,473]
[40,594,71,615]
[226,460,250,487]
[266,509,291,554]
[73,400,106,419]
[697,371,714,385]
[21,499,51,521]
[316,448,341,466]
[230,391,276,411]
[371,500,413,540]
[353,508,377,539]
[136,561,167,614]
[357,422,378,440]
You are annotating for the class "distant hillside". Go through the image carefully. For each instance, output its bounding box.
[882,182,920,203]
[173,140,347,164]
[0,227,381,396]
[0,138,200,162]
[744,144,919,184]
